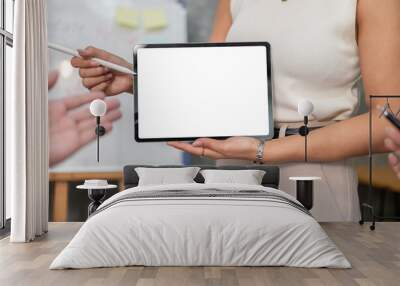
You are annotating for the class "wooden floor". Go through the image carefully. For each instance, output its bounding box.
[0,223,399,286]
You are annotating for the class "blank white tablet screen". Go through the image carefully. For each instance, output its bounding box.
[136,45,270,140]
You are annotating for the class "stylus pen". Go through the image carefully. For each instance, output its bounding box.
[383,109,400,130]
[48,42,136,76]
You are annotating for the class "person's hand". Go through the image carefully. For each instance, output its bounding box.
[49,92,122,167]
[48,70,59,89]
[71,46,133,96]
[167,137,260,161]
[48,71,122,167]
[385,127,400,179]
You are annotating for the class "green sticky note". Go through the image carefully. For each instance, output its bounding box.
[142,9,168,31]
[115,7,139,29]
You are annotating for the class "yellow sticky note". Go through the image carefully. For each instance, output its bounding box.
[142,9,168,31]
[115,7,139,29]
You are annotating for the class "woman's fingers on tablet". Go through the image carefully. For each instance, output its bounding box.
[167,141,224,159]
[82,74,113,89]
[192,138,225,158]
[193,138,223,152]
[167,142,203,156]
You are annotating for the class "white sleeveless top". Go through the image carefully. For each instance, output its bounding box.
[227,0,361,124]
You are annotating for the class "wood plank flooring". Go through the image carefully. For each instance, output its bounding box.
[0,222,399,286]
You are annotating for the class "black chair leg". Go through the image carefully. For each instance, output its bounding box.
[359,203,364,225]
[359,203,376,231]
[370,205,376,231]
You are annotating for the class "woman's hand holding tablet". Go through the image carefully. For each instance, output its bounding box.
[168,137,261,161]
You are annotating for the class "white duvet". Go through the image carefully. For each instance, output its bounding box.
[50,183,350,269]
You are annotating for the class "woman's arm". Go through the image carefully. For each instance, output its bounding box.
[168,0,400,163]
[209,0,232,42]
[264,0,400,163]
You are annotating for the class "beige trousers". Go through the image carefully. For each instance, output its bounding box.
[217,158,360,222]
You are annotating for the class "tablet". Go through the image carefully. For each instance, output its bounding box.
[133,42,272,142]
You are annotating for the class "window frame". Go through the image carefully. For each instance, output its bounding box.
[0,0,13,232]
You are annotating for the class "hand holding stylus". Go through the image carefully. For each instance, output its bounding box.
[71,46,134,96]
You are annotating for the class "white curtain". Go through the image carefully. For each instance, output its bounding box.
[7,0,49,242]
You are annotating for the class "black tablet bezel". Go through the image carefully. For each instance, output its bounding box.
[133,42,273,142]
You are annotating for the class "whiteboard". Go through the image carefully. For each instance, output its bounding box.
[48,0,187,172]
[135,44,272,140]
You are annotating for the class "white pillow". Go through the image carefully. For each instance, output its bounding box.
[135,167,201,186]
[200,169,266,185]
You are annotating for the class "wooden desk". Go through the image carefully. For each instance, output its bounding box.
[49,172,124,222]
[356,165,400,193]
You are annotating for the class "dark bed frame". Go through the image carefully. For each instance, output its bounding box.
[123,165,280,190]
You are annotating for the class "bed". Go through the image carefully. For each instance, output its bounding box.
[50,165,350,269]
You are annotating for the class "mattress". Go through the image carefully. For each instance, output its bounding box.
[50,183,350,269]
